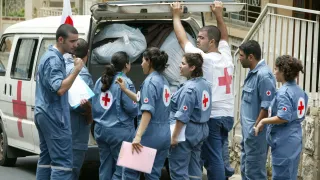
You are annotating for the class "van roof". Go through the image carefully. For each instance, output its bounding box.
[3,15,90,35]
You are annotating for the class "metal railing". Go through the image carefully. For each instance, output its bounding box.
[232,3,320,139]
[223,0,261,27]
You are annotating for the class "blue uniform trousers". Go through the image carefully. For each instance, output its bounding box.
[35,113,73,180]
[202,117,233,180]
[95,123,135,180]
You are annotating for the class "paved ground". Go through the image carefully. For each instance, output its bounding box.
[0,156,242,180]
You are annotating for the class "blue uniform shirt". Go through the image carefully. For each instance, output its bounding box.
[35,45,70,134]
[268,81,308,132]
[92,72,138,128]
[139,71,171,124]
[240,60,276,138]
[170,77,212,124]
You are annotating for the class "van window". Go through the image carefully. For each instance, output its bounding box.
[34,39,56,80]
[0,36,14,76]
[11,39,38,80]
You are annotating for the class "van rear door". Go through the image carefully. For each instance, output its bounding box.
[91,0,245,21]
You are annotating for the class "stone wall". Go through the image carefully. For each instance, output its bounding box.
[229,106,320,179]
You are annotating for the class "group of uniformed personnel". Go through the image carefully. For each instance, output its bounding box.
[34,1,308,180]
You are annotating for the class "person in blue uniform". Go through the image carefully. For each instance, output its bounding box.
[35,24,83,180]
[255,55,308,180]
[116,47,171,180]
[168,53,212,179]
[238,40,276,180]
[91,51,138,180]
[64,38,94,180]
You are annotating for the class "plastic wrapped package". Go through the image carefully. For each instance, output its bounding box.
[160,31,196,87]
[92,24,147,64]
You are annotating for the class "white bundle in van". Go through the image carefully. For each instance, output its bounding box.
[92,24,147,64]
[160,31,196,87]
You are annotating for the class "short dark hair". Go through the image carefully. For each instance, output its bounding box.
[200,25,221,47]
[56,24,78,41]
[184,53,203,78]
[74,38,88,58]
[111,51,129,72]
[143,47,168,72]
[239,40,261,60]
[275,55,304,81]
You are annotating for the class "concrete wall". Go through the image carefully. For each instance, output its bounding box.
[229,106,320,179]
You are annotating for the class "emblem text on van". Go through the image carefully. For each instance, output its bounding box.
[12,81,27,138]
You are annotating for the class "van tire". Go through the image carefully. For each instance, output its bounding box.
[0,120,17,167]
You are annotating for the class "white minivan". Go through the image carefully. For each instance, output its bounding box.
[0,0,243,167]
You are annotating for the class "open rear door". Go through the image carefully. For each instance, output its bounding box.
[91,0,245,20]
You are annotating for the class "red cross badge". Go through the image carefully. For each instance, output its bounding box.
[183,106,188,111]
[282,107,287,111]
[144,97,149,103]
[162,85,171,107]
[297,97,305,118]
[266,90,271,96]
[202,90,210,111]
[100,91,113,110]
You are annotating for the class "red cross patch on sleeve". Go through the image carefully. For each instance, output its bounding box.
[266,90,271,96]
[282,107,287,111]
[144,97,149,103]
[183,106,188,111]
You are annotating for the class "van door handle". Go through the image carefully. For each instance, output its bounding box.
[4,83,6,95]
[31,106,35,111]
[9,84,12,96]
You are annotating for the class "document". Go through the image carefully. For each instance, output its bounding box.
[68,75,95,109]
[170,123,186,142]
[117,141,157,174]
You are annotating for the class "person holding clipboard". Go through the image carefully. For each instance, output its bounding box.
[116,47,171,180]
[168,53,212,179]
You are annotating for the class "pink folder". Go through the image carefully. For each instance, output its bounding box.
[117,141,157,174]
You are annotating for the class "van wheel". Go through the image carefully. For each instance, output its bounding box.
[0,121,17,166]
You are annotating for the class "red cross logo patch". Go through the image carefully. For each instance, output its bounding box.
[183,106,188,111]
[297,97,305,118]
[201,90,210,111]
[282,107,287,111]
[100,91,113,110]
[266,90,271,96]
[218,68,233,94]
[162,85,171,107]
[144,97,149,103]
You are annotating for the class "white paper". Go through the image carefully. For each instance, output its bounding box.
[68,76,95,109]
[170,123,186,142]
